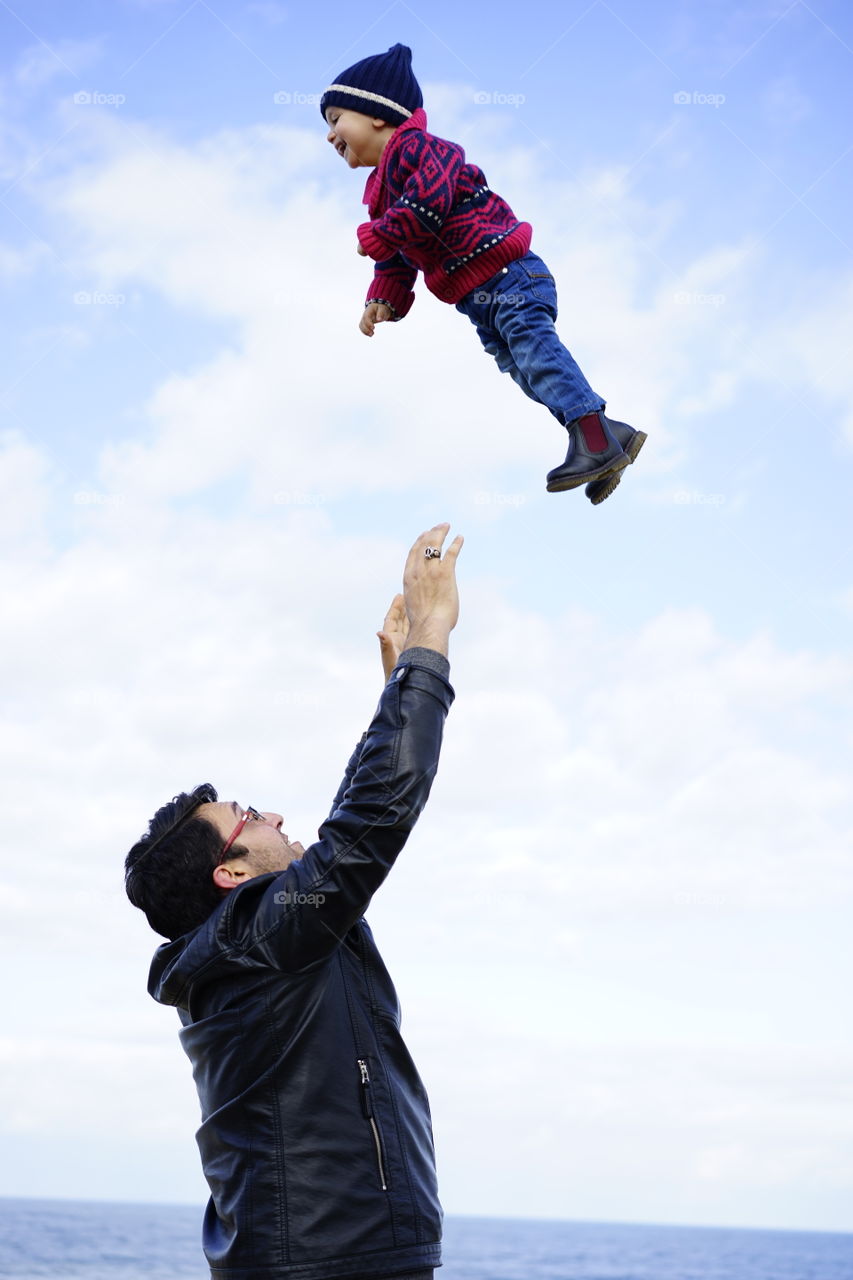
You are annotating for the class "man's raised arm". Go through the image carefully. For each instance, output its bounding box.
[228,523,463,965]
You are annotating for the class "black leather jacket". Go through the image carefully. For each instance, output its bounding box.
[148,650,454,1280]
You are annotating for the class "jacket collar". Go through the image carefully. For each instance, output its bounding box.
[363,108,428,207]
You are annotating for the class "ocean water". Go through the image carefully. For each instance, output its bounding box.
[0,1198,850,1280]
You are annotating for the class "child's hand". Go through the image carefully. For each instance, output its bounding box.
[360,303,393,336]
[356,243,368,256]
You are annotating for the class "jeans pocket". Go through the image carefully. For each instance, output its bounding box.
[524,268,557,306]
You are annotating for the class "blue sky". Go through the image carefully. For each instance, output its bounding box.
[1,0,852,1238]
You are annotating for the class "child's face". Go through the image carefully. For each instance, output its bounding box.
[325,107,391,169]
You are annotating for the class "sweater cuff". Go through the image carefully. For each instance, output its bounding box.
[365,277,415,319]
[357,220,392,260]
[366,296,397,318]
[395,646,450,683]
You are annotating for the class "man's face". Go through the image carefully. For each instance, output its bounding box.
[198,801,305,882]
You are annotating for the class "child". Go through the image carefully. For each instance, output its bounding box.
[320,44,647,504]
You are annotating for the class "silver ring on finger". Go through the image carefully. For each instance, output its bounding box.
[424,547,442,560]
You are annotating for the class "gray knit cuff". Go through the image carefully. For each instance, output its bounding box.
[395,646,450,682]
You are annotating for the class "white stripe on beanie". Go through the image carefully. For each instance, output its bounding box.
[323,83,412,118]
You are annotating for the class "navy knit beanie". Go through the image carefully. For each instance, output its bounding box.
[320,43,422,127]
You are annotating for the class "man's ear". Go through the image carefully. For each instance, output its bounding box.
[213,862,246,891]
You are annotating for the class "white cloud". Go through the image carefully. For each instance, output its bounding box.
[1,457,850,1224]
[32,98,795,515]
[1,86,851,1232]
[11,38,104,90]
[765,269,853,447]
[405,1012,853,1227]
[0,430,55,550]
[0,240,48,278]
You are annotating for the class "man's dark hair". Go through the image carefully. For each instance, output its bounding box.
[125,783,228,941]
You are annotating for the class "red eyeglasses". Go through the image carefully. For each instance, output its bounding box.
[220,807,263,860]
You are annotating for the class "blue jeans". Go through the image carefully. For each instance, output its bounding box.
[455,251,604,426]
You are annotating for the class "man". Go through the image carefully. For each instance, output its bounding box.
[125,523,463,1280]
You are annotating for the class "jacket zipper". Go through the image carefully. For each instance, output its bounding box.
[358,1058,388,1190]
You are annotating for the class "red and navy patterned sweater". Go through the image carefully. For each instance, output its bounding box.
[356,108,532,318]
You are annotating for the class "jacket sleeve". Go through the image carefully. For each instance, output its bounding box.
[357,132,464,262]
[365,253,417,320]
[325,733,367,818]
[223,649,454,970]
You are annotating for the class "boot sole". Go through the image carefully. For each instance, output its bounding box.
[546,450,630,494]
[587,430,648,505]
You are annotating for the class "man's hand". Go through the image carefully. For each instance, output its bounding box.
[401,523,463,658]
[377,593,409,681]
[360,302,393,336]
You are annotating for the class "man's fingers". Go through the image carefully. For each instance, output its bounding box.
[441,534,464,566]
[420,522,450,551]
[420,523,452,567]
[404,523,449,580]
[382,593,405,631]
[399,523,462,654]
[401,523,462,595]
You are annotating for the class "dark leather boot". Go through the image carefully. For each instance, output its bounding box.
[585,416,648,505]
[546,410,629,493]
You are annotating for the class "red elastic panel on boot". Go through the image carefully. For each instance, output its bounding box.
[576,412,607,453]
